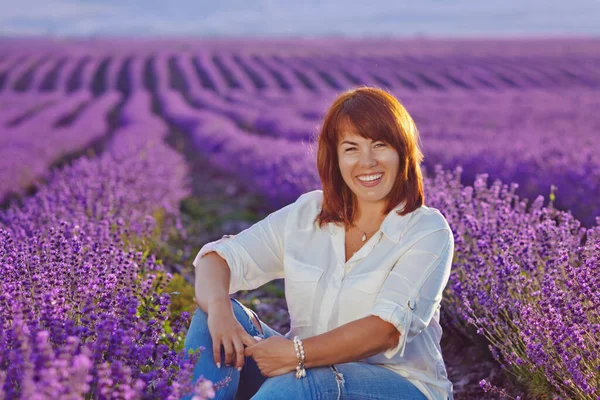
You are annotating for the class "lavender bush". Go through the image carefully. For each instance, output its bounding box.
[0,104,212,398]
[425,166,600,399]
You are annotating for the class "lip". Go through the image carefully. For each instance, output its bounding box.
[356,172,384,187]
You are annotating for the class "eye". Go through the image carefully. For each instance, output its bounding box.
[345,147,357,152]
[375,143,386,148]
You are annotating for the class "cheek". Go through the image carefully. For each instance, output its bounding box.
[381,150,400,163]
[338,157,354,175]
[382,152,400,170]
[380,154,400,181]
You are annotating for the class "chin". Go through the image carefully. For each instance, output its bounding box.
[356,189,389,201]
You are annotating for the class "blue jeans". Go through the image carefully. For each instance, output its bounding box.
[183,298,428,400]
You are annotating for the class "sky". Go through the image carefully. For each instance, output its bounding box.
[1,0,599,38]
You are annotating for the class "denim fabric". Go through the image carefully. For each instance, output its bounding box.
[183,299,428,400]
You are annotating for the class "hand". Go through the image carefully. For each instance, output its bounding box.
[244,336,298,377]
[206,301,258,371]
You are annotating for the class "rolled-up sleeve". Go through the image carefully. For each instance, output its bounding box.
[192,201,295,293]
[370,228,454,359]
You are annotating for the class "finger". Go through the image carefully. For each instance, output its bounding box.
[233,336,246,371]
[240,332,259,347]
[223,338,234,367]
[213,338,222,369]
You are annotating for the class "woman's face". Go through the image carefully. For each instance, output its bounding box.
[337,121,400,211]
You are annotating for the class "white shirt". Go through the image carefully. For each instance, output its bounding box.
[194,190,454,400]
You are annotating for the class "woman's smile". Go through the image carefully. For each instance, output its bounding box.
[356,172,384,187]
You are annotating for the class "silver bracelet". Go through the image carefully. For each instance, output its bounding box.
[293,336,306,379]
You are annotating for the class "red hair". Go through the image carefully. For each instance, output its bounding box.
[313,86,425,229]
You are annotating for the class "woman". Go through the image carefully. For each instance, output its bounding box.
[184,87,454,400]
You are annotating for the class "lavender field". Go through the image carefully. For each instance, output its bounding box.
[1,37,599,399]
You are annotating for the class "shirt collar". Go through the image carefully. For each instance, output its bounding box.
[380,200,410,243]
[326,200,412,243]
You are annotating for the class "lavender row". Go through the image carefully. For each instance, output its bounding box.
[0,93,58,123]
[152,53,600,231]
[0,91,120,204]
[398,87,600,226]
[3,37,599,57]
[166,54,329,142]
[3,46,599,225]
[156,88,321,207]
[0,91,215,399]
[152,48,600,227]
[0,90,91,198]
[155,77,600,225]
[2,40,599,96]
[156,53,600,226]
[166,52,600,226]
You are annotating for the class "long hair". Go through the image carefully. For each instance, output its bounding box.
[314,86,425,229]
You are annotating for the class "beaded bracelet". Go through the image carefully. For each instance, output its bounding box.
[293,336,306,379]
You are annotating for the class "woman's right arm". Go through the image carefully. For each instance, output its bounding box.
[191,190,320,369]
[194,252,258,371]
[194,251,233,313]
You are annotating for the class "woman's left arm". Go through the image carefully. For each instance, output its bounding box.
[303,315,400,367]
[244,315,398,377]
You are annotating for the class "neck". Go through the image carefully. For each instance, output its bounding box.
[354,200,387,223]
[351,210,386,234]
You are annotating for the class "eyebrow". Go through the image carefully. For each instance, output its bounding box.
[340,139,376,146]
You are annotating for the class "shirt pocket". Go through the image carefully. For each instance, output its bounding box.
[284,258,324,328]
[339,270,388,321]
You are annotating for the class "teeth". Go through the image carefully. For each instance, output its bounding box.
[358,173,383,182]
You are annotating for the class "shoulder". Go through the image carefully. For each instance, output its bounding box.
[287,190,323,230]
[296,189,323,205]
[412,205,451,230]
[401,205,453,242]
[386,206,454,261]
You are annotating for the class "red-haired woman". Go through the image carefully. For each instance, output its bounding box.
[184,87,454,400]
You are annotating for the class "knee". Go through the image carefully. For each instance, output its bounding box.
[190,306,208,325]
[230,299,264,335]
[183,307,211,352]
[186,299,262,336]
[185,307,209,335]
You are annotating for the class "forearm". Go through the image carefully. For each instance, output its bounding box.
[194,252,232,313]
[302,316,400,368]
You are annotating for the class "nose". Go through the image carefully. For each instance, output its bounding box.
[358,148,377,167]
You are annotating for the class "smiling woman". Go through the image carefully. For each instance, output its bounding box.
[315,86,425,243]
[338,126,399,195]
[186,86,453,400]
